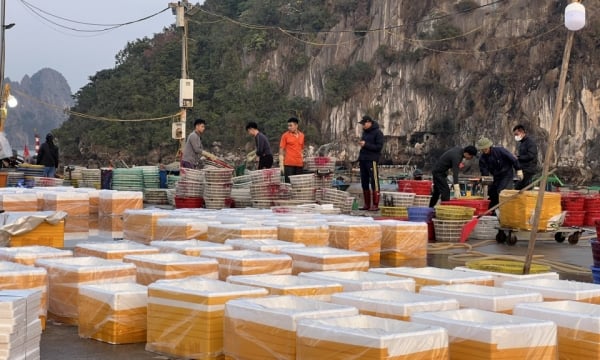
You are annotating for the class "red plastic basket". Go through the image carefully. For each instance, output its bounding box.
[563,210,585,227]
[397,180,432,195]
[174,196,204,209]
[584,195,600,211]
[585,211,600,226]
[561,194,585,211]
[441,199,490,216]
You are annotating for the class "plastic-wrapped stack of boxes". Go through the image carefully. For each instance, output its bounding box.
[377,220,428,267]
[4,212,66,248]
[0,192,38,211]
[328,222,382,267]
[74,241,159,261]
[225,238,305,254]
[200,250,292,280]
[42,192,90,238]
[121,209,172,245]
[371,267,494,292]
[207,224,278,243]
[150,240,232,256]
[299,270,416,292]
[282,247,370,274]
[0,246,72,266]
[227,275,344,301]
[153,218,215,240]
[277,223,330,246]
[0,262,48,329]
[98,190,144,239]
[502,279,600,304]
[123,253,219,285]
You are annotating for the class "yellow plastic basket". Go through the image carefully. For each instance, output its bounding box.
[466,260,551,274]
[380,206,408,218]
[435,205,475,220]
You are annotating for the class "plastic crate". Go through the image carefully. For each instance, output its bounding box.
[407,206,435,222]
[397,180,432,195]
[441,199,490,216]
[380,206,408,218]
[432,218,470,243]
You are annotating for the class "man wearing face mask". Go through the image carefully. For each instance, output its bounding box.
[513,124,538,190]
[429,145,478,208]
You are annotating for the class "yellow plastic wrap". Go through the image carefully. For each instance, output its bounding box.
[328,222,382,267]
[122,253,219,285]
[224,238,305,254]
[299,270,415,292]
[281,247,370,274]
[223,295,358,360]
[370,267,494,292]
[146,277,268,359]
[74,240,159,261]
[0,262,48,329]
[514,301,600,360]
[207,224,278,244]
[377,220,428,262]
[227,274,344,301]
[277,223,330,247]
[498,190,562,231]
[331,289,458,321]
[296,315,449,359]
[0,245,72,266]
[502,279,600,304]
[34,257,136,325]
[150,239,232,256]
[121,209,171,244]
[412,309,557,360]
[78,283,147,344]
[419,284,543,314]
[42,192,90,217]
[98,190,143,217]
[200,250,292,280]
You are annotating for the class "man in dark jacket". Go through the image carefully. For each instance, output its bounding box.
[513,124,538,190]
[358,115,384,211]
[37,133,59,178]
[477,137,521,209]
[429,146,478,208]
[246,121,273,169]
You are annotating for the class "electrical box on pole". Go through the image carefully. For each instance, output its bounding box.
[175,5,185,27]
[179,78,193,108]
[172,121,186,140]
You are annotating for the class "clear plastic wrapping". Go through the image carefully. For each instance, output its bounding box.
[200,250,292,280]
[370,267,494,292]
[123,253,219,285]
[277,223,330,247]
[224,238,305,254]
[281,247,370,274]
[502,279,600,303]
[299,270,415,292]
[42,192,90,217]
[207,224,278,243]
[150,239,232,256]
[0,193,38,212]
[74,240,159,261]
[121,209,172,244]
[453,266,559,286]
[98,190,143,217]
[153,218,218,240]
[327,222,382,267]
[0,246,72,266]
[377,220,428,262]
[227,274,344,301]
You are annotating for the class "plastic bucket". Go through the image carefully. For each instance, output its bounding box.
[407,206,435,222]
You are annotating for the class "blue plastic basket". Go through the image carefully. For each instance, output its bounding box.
[592,265,600,284]
[407,206,435,222]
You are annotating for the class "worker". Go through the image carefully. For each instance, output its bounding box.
[513,124,538,190]
[279,117,305,182]
[476,137,522,209]
[37,133,59,178]
[181,118,206,169]
[246,121,273,169]
[429,146,478,208]
[358,115,384,211]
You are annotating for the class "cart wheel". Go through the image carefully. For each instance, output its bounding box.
[567,232,580,245]
[507,232,518,246]
[496,230,507,244]
[554,232,566,243]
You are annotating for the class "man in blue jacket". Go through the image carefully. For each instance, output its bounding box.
[358,115,384,211]
[477,137,522,209]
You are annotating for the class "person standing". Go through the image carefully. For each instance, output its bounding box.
[181,118,206,169]
[246,122,273,169]
[358,115,385,211]
[476,137,522,209]
[279,117,305,182]
[513,124,538,190]
[37,133,59,178]
[428,146,478,208]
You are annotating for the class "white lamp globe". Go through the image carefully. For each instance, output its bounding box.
[6,95,17,108]
[565,2,585,31]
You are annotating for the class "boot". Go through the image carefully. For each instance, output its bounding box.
[359,190,371,210]
[369,191,380,211]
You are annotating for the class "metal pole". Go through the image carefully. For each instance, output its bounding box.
[523,30,575,274]
[0,0,6,101]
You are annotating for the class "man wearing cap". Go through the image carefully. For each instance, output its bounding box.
[429,146,478,208]
[37,133,59,178]
[358,115,385,211]
[476,137,521,209]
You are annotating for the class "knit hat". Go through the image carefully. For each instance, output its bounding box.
[476,137,493,150]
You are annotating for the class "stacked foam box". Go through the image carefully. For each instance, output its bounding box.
[331,289,459,321]
[4,212,66,248]
[412,309,557,359]
[78,283,147,344]
[225,238,305,254]
[146,277,268,359]
[277,223,330,247]
[98,191,144,239]
[299,270,416,292]
[0,290,42,360]
[296,315,449,359]
[200,250,292,280]
[34,257,136,325]
[328,222,382,267]
[123,253,219,285]
[453,266,559,286]
[0,262,48,330]
[377,220,428,265]
[150,239,232,256]
[370,267,494,292]
[227,275,344,301]
[282,247,370,274]
[121,209,171,245]
[74,241,159,261]
[207,224,278,243]
[419,284,543,314]
[153,218,215,240]
[223,295,358,360]
[503,279,600,303]
[514,301,600,359]
[0,193,38,211]
[0,246,72,266]
[73,188,100,216]
[42,192,91,237]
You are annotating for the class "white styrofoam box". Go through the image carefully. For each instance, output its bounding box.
[514,300,600,333]
[225,238,305,253]
[296,315,448,358]
[79,283,147,310]
[453,266,559,286]
[123,253,219,284]
[74,240,159,260]
[226,274,343,300]
[412,308,557,350]
[150,239,232,256]
[419,284,543,313]
[281,247,370,273]
[331,289,459,320]
[370,266,494,290]
[0,246,72,265]
[200,250,292,279]
[502,279,600,302]
[299,270,415,292]
[148,276,268,301]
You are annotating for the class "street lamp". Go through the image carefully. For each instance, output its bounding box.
[523,1,585,274]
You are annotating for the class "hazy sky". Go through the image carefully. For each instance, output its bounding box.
[4,0,203,92]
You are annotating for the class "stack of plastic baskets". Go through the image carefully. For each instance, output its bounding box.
[407,207,435,222]
[289,174,316,203]
[561,193,586,226]
[175,168,204,208]
[203,168,234,209]
[249,168,284,208]
[433,205,475,243]
[584,195,600,226]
